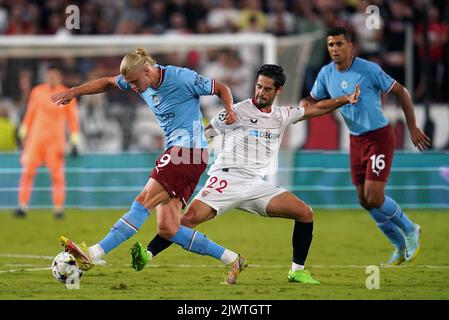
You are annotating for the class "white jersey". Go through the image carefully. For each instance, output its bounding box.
[209,98,305,178]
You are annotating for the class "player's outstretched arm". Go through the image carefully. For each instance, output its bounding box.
[213,81,236,124]
[51,76,118,106]
[389,82,431,151]
[301,84,360,120]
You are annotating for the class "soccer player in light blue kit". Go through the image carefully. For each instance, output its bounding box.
[301,27,431,265]
[51,48,249,284]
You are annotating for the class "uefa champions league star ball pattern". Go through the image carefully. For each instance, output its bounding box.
[51,251,83,284]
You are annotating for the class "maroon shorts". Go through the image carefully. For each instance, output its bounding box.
[150,146,208,208]
[349,125,394,185]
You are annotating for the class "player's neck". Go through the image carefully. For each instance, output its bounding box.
[335,56,354,72]
[149,66,163,89]
[252,97,272,113]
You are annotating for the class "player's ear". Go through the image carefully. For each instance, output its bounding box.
[276,86,283,96]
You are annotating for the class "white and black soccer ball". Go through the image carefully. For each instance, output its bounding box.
[51,251,83,284]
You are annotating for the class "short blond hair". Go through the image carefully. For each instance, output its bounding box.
[119,48,156,76]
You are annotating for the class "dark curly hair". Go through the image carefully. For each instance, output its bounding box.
[256,64,286,90]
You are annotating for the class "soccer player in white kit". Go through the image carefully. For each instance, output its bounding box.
[132,64,360,284]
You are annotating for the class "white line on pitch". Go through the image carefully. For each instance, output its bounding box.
[0,267,51,274]
[0,253,53,260]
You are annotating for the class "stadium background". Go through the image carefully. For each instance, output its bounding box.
[0,0,447,209]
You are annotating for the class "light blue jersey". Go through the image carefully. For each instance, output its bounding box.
[311,57,396,135]
[115,65,215,149]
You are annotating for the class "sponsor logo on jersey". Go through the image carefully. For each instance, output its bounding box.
[155,112,175,122]
[250,118,258,124]
[249,129,280,140]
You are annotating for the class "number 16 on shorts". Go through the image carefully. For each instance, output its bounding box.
[370,154,385,176]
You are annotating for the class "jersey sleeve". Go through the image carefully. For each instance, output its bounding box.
[310,67,330,100]
[178,68,215,97]
[210,108,239,134]
[370,63,396,93]
[286,106,306,125]
[114,75,131,91]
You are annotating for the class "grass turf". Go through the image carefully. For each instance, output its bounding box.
[0,209,448,300]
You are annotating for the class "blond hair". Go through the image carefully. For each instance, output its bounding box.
[119,48,156,76]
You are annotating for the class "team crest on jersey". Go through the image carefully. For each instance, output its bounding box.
[201,190,210,197]
[152,95,160,105]
[340,80,348,90]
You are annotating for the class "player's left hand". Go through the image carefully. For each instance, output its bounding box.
[409,126,431,152]
[225,109,237,124]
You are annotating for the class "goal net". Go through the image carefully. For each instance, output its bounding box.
[0,33,320,153]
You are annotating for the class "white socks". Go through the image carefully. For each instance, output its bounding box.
[291,262,305,272]
[220,249,239,265]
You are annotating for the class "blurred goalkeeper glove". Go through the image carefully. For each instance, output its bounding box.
[69,133,80,157]
[18,125,27,143]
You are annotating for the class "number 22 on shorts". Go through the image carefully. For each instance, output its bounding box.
[206,176,228,193]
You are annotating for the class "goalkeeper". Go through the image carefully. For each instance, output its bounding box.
[15,65,80,219]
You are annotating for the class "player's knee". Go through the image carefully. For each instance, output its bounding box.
[157,223,179,240]
[298,205,313,222]
[365,193,384,209]
[22,166,37,178]
[358,199,371,211]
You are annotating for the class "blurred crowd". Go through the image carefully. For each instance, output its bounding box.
[0,0,448,152]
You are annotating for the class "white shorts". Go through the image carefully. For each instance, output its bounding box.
[193,168,286,216]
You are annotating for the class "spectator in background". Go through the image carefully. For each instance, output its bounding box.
[206,0,239,33]
[294,0,327,96]
[268,1,295,36]
[0,0,8,34]
[0,105,17,152]
[349,0,383,62]
[14,65,80,219]
[414,5,448,102]
[144,0,168,34]
[237,0,268,33]
[383,0,413,87]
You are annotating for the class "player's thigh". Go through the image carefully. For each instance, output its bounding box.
[44,145,64,171]
[21,144,44,170]
[266,191,313,222]
[363,126,394,182]
[238,181,285,217]
[181,199,217,228]
[135,178,171,211]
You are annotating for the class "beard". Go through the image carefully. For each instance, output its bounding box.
[256,97,272,108]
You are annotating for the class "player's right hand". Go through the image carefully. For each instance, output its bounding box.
[51,89,75,106]
[225,109,237,125]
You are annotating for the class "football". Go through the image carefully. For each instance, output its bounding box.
[51,251,83,285]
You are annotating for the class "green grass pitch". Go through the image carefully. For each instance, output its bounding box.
[0,209,448,300]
